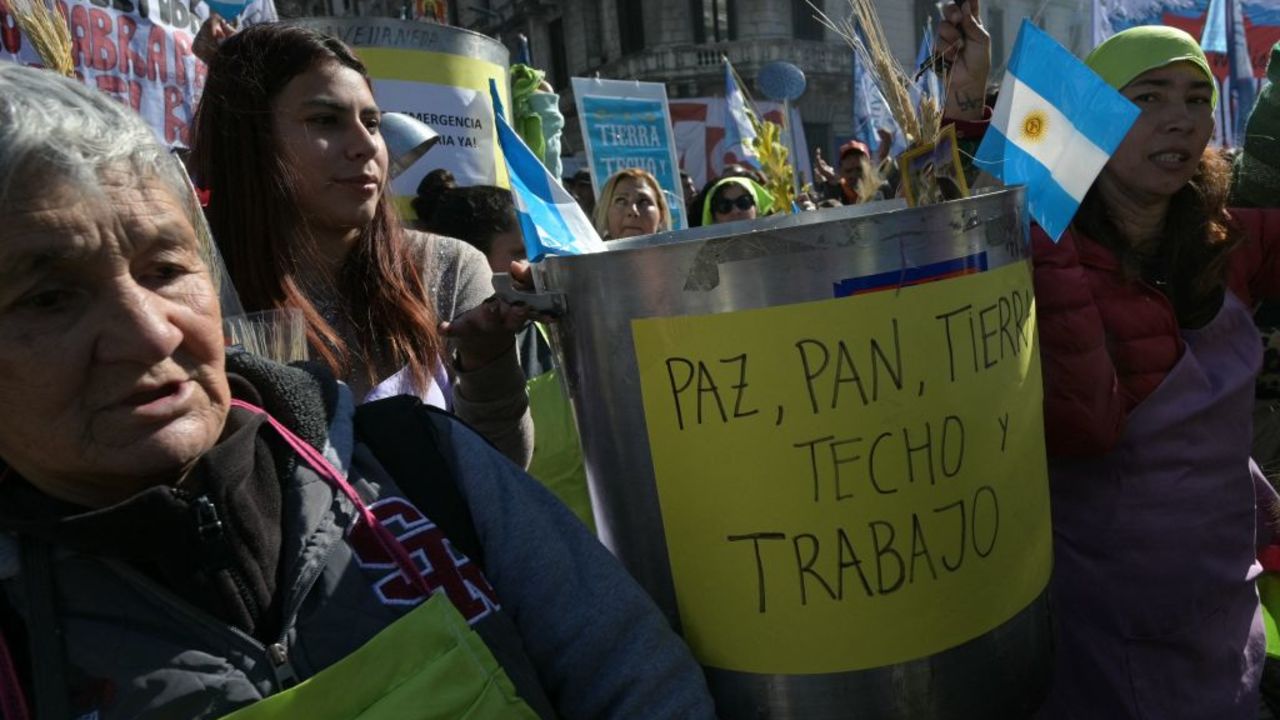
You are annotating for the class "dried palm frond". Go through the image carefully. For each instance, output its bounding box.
[747,111,797,212]
[723,57,799,211]
[5,0,74,77]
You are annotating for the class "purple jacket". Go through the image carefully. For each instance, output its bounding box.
[1038,290,1265,718]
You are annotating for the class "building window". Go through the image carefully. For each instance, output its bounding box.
[549,17,569,90]
[583,0,604,63]
[619,0,646,54]
[691,0,735,44]
[793,0,823,41]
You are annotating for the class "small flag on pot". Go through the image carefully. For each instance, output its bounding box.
[974,20,1138,242]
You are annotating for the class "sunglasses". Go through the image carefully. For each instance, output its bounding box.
[712,194,755,215]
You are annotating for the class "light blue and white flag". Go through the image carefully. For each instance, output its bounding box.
[723,59,762,169]
[852,46,905,158]
[1226,0,1256,141]
[914,18,934,72]
[489,80,605,262]
[1090,0,1113,49]
[911,19,944,112]
[1202,0,1228,53]
[974,20,1139,242]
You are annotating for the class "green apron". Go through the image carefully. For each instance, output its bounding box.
[1262,574,1280,658]
[224,400,541,719]
[525,325,594,531]
[222,593,538,719]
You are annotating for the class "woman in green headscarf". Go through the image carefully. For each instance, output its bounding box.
[938,6,1280,717]
[701,176,774,226]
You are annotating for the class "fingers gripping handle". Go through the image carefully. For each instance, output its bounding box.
[492,273,567,317]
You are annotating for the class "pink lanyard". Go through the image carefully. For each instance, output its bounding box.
[0,403,439,720]
[230,399,435,599]
[0,632,28,720]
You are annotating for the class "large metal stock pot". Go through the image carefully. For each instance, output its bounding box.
[534,188,1049,719]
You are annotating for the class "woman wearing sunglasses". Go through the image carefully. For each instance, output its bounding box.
[701,175,774,225]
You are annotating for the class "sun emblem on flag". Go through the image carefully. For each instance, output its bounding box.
[1021,110,1048,143]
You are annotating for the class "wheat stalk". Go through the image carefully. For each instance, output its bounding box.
[918,96,942,144]
[855,157,883,203]
[809,0,941,148]
[6,0,74,77]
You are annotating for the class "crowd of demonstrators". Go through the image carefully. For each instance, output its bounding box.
[16,0,1280,715]
[938,2,1280,717]
[0,55,718,720]
[190,25,535,467]
[813,140,868,204]
[564,167,596,217]
[810,128,898,207]
[680,170,699,212]
[418,184,594,528]
[592,167,672,240]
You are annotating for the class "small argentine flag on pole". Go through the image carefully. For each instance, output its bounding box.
[974,20,1139,242]
[489,79,605,262]
[724,58,762,169]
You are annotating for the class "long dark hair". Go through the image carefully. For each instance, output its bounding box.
[191,24,441,392]
[1072,148,1239,328]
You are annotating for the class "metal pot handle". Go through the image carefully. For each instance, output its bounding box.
[492,272,567,317]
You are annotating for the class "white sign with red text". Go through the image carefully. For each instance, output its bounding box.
[0,0,275,146]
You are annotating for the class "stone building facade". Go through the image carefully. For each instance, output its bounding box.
[444,0,1092,163]
[283,0,1094,164]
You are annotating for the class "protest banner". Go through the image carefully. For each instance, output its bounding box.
[295,18,510,218]
[0,0,243,146]
[631,260,1052,674]
[0,0,277,146]
[1106,0,1280,73]
[572,77,688,230]
[669,97,811,191]
[1102,0,1280,77]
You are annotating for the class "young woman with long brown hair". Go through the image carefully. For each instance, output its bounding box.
[191,24,533,465]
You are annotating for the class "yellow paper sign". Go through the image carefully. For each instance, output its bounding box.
[631,261,1052,675]
[357,48,511,196]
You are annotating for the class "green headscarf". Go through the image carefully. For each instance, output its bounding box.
[701,176,774,226]
[1085,25,1218,108]
[510,64,547,162]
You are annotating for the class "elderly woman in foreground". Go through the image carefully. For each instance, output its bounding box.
[0,64,715,719]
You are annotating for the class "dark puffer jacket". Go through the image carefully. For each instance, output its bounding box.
[0,353,716,719]
[1034,209,1280,457]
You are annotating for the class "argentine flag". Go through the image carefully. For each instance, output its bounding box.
[974,20,1139,242]
[489,80,605,262]
[723,59,762,169]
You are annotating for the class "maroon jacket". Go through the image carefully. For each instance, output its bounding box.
[1035,209,1280,457]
